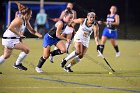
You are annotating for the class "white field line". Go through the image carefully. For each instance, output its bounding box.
[0,86,139,89]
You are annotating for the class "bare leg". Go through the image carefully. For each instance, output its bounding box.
[100,36,107,54]
[66,33,73,53]
[35,46,51,73]
[64,45,87,72]
[110,39,120,57]
[14,43,29,65]
[0,47,13,64]
[61,42,83,68]
[67,45,87,67]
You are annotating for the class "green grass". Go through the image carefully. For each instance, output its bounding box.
[0,39,140,93]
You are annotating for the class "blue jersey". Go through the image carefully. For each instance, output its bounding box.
[102,14,118,39]
[106,14,116,30]
[43,19,67,47]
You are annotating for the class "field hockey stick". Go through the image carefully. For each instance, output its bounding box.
[66,28,75,54]
[97,50,115,72]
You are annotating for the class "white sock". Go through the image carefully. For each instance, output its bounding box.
[67,56,80,67]
[0,55,5,64]
[65,51,77,61]
[15,52,27,65]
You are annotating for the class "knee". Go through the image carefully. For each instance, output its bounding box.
[43,54,50,59]
[79,54,84,59]
[43,56,49,59]
[3,54,11,59]
[24,48,30,54]
[75,50,81,55]
[61,48,66,53]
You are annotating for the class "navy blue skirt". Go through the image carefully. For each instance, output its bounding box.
[43,34,60,48]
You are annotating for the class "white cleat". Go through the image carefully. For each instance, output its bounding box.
[49,54,54,63]
[116,52,120,57]
[35,67,43,73]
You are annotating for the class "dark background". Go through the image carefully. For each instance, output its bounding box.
[0,0,140,39]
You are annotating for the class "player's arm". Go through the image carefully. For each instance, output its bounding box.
[68,18,84,28]
[26,20,42,38]
[111,14,120,26]
[72,18,84,24]
[93,23,100,45]
[8,18,23,37]
[101,14,120,26]
[56,21,67,40]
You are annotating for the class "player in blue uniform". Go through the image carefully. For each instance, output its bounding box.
[35,10,73,73]
[98,5,120,57]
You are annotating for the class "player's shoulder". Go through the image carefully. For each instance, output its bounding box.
[61,10,66,13]
[115,14,119,17]
[107,14,110,17]
[114,14,119,19]
[56,20,64,26]
[72,9,76,13]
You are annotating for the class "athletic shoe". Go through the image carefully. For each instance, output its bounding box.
[13,63,27,71]
[0,72,2,74]
[116,52,120,57]
[63,66,73,72]
[60,59,67,68]
[35,67,43,73]
[49,54,54,63]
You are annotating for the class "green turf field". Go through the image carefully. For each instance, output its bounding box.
[0,39,140,93]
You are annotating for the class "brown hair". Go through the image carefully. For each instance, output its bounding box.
[21,8,31,15]
[64,9,73,17]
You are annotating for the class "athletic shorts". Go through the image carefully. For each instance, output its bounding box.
[62,25,74,34]
[102,27,118,39]
[43,34,60,48]
[74,31,90,48]
[2,29,20,48]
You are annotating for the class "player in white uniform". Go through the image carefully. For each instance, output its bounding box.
[61,12,100,72]
[49,3,77,63]
[15,2,26,35]
[0,3,42,72]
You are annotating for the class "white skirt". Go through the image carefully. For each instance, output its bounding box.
[2,29,20,48]
[74,31,90,48]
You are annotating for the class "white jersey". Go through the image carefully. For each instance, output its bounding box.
[62,25,73,34]
[2,17,26,48]
[3,17,26,37]
[74,18,95,47]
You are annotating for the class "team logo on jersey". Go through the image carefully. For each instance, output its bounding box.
[82,28,91,32]
[107,18,114,22]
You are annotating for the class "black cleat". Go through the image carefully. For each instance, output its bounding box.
[13,63,27,71]
[0,72,2,74]
[60,59,67,68]
[63,66,73,72]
